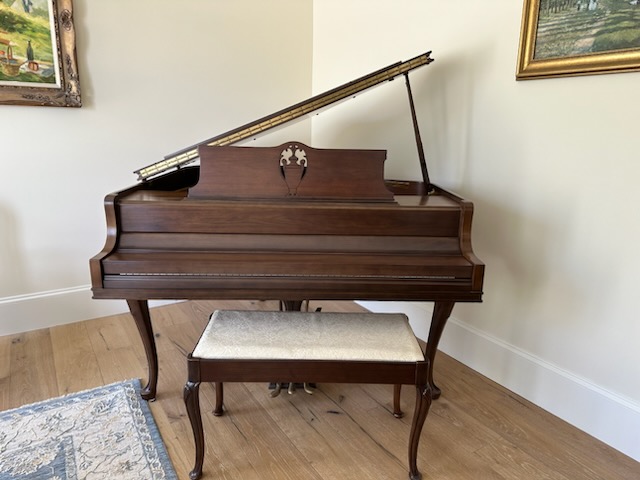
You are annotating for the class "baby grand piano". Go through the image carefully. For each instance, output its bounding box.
[90,51,484,401]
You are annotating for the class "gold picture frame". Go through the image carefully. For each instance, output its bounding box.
[517,0,640,80]
[0,0,80,106]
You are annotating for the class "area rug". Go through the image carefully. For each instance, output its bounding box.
[0,379,178,480]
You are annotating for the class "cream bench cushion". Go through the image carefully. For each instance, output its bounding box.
[192,310,424,363]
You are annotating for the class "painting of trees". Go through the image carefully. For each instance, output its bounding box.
[535,0,640,59]
[517,0,640,79]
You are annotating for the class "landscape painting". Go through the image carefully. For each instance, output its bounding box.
[517,0,640,79]
[0,0,80,106]
[0,0,59,86]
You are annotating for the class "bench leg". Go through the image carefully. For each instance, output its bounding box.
[408,383,432,480]
[184,381,204,480]
[214,382,224,416]
[393,384,404,418]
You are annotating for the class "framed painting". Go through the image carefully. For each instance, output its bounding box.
[0,0,80,106]
[517,0,640,80]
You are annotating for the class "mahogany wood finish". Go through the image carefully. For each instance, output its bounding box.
[191,143,393,202]
[125,299,157,399]
[90,168,483,400]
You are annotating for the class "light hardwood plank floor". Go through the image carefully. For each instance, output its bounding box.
[1,300,638,479]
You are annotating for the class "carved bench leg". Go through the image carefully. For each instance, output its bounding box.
[184,381,204,480]
[408,383,432,480]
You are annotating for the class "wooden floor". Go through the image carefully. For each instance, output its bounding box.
[0,300,638,480]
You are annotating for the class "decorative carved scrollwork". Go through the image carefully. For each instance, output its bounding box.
[279,144,307,195]
[60,9,73,31]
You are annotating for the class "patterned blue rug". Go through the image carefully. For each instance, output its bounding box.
[0,379,178,479]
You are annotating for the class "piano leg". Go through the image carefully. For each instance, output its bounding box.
[425,301,455,399]
[408,382,432,480]
[127,299,158,401]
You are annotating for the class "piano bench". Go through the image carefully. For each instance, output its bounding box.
[184,309,433,480]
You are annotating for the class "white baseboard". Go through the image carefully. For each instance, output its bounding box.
[357,301,640,462]
[0,286,174,337]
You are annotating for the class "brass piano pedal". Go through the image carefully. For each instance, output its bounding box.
[286,382,314,395]
[269,382,315,397]
[270,382,283,397]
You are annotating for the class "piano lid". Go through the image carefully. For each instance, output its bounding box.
[134,51,434,181]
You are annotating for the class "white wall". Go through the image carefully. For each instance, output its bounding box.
[0,0,313,332]
[313,0,640,462]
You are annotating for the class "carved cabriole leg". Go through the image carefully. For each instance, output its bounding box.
[126,299,158,401]
[393,384,404,418]
[214,382,224,416]
[425,301,455,399]
[184,381,204,480]
[408,383,432,480]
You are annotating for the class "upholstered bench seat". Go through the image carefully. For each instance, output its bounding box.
[184,309,433,480]
[192,310,425,362]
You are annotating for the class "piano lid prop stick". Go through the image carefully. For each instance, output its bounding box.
[404,72,432,193]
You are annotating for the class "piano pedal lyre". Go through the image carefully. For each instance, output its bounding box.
[270,301,320,397]
[270,382,315,397]
[278,299,311,312]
